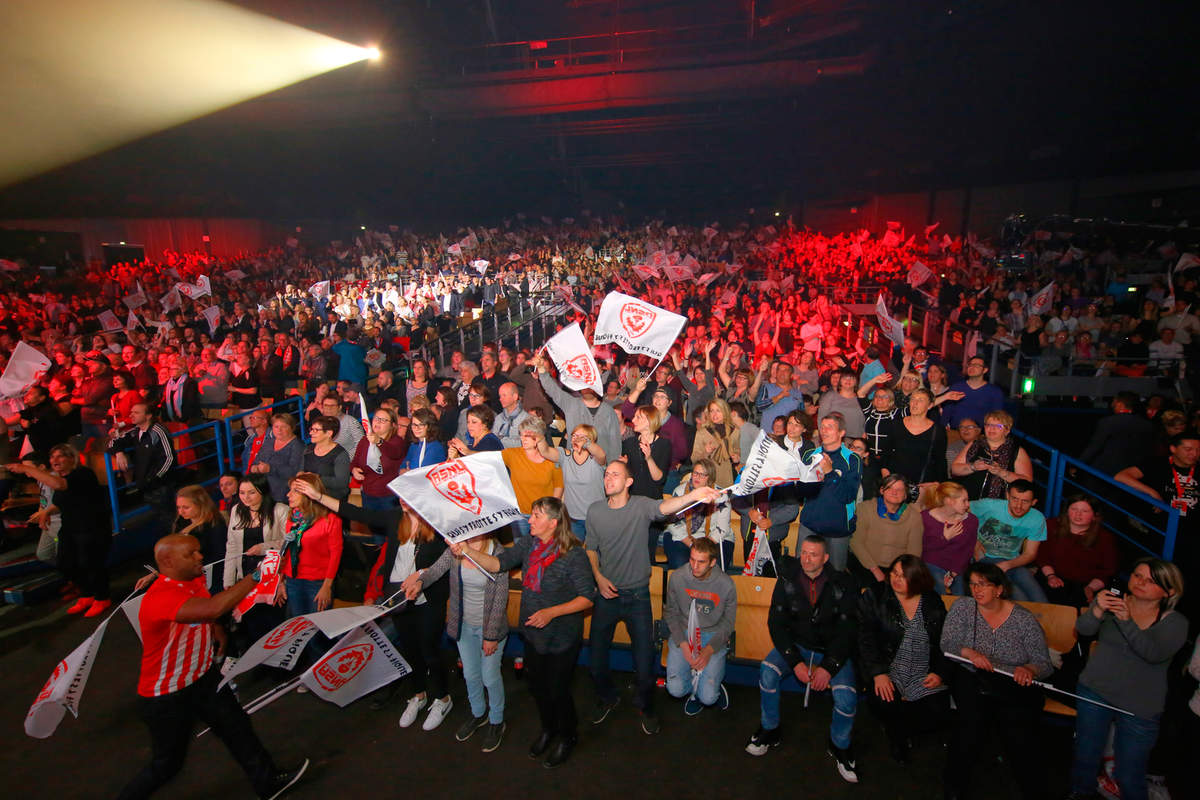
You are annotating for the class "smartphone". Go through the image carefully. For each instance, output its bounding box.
[1105,576,1124,597]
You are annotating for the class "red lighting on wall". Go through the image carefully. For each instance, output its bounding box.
[201,234,210,242]
[529,41,548,50]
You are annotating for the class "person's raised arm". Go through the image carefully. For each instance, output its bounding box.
[659,485,721,517]
[1113,466,1160,501]
[176,573,260,623]
[6,462,66,491]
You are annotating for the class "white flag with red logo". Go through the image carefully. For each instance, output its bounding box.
[233,549,281,622]
[875,295,906,346]
[1029,282,1055,316]
[686,599,702,695]
[201,305,221,336]
[471,259,489,275]
[388,451,522,543]
[907,260,933,288]
[300,622,410,707]
[663,263,694,282]
[742,527,777,577]
[25,620,110,738]
[544,322,603,395]
[731,430,821,496]
[632,263,659,282]
[447,243,462,256]
[309,280,330,300]
[219,604,390,689]
[98,309,123,332]
[593,291,686,361]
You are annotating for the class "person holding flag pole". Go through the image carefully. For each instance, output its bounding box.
[115,533,308,800]
[291,482,454,729]
[663,538,736,715]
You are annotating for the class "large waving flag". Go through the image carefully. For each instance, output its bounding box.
[732,430,822,496]
[25,620,111,738]
[544,322,603,394]
[875,295,906,346]
[593,291,686,361]
[301,622,410,707]
[743,527,777,577]
[907,260,933,288]
[388,451,522,543]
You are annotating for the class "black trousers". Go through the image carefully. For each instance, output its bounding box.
[59,529,110,601]
[386,586,449,699]
[117,668,276,800]
[524,641,582,740]
[946,665,1046,800]
[866,687,952,746]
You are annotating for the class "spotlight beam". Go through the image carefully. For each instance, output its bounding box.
[0,0,374,187]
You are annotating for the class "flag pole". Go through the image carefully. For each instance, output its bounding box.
[197,676,303,738]
[941,652,1133,715]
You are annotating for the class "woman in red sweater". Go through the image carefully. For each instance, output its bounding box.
[1035,494,1118,607]
[276,472,344,618]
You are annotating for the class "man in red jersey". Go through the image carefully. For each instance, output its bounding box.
[117,534,307,800]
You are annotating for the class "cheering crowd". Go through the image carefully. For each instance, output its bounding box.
[4,216,1200,800]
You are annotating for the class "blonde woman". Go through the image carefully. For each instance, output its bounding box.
[919,481,978,594]
[538,423,605,541]
[691,398,740,488]
[172,485,224,593]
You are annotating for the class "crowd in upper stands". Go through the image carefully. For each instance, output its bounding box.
[3,214,1199,799]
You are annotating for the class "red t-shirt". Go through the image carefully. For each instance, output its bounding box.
[136,575,214,697]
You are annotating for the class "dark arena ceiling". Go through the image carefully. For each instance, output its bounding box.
[0,0,1194,220]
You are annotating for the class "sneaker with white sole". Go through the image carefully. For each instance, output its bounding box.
[260,758,309,800]
[828,738,859,783]
[715,683,730,711]
[745,725,781,756]
[422,696,453,731]
[683,696,703,716]
[399,695,429,728]
[294,684,309,694]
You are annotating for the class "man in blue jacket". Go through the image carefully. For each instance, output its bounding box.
[798,413,862,572]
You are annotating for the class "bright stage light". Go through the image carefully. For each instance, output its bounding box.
[366,46,382,61]
[0,0,377,188]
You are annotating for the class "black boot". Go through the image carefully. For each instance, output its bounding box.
[528,731,553,759]
[543,735,577,768]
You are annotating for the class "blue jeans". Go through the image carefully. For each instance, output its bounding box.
[758,647,857,749]
[666,633,727,706]
[980,556,1048,602]
[283,577,330,662]
[569,518,587,542]
[926,563,966,595]
[1070,684,1160,800]
[589,586,656,712]
[456,623,505,724]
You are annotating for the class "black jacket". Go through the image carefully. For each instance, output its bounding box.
[856,584,949,683]
[767,557,858,677]
[108,423,176,492]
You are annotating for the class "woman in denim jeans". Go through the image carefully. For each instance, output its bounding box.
[1068,559,1188,800]
[403,531,509,753]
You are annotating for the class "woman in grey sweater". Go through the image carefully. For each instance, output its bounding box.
[1068,558,1188,800]
[940,562,1051,800]
[454,496,595,769]
[404,531,510,753]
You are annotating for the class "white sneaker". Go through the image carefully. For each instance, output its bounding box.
[399,695,429,728]
[422,696,454,731]
[220,656,238,677]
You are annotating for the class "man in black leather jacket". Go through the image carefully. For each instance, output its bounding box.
[745,535,861,784]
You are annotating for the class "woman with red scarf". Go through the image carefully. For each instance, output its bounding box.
[453,497,596,768]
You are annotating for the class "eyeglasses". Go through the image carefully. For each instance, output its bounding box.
[968,581,997,590]
[984,423,1008,430]
[959,424,980,431]
[692,471,709,478]
[468,392,483,399]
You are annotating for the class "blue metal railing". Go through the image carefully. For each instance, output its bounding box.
[222,396,308,475]
[1013,430,1179,560]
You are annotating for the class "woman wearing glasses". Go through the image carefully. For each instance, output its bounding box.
[398,408,447,473]
[950,410,1033,500]
[663,458,733,570]
[1068,559,1188,800]
[940,562,1051,800]
[302,415,351,501]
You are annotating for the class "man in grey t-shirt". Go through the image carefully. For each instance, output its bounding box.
[586,460,720,735]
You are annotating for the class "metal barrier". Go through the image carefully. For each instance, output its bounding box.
[103,418,227,535]
[1013,430,1179,559]
[413,294,566,367]
[222,395,309,474]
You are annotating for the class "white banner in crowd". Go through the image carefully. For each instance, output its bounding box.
[0,341,51,398]
[743,527,777,577]
[201,305,221,336]
[1029,281,1056,316]
[25,620,110,738]
[593,291,686,361]
[299,622,410,707]
[309,280,330,300]
[219,604,391,690]
[388,451,522,543]
[232,549,280,621]
[543,322,603,395]
[732,430,822,496]
[98,309,123,332]
[874,295,906,346]
[907,260,933,288]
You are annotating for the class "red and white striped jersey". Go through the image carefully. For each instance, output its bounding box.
[136,575,214,697]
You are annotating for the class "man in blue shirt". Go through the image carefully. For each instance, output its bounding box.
[330,331,367,388]
[940,356,1002,431]
[970,479,1047,602]
[758,361,805,433]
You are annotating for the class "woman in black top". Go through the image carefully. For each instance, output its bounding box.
[883,388,948,494]
[302,415,351,500]
[227,352,260,410]
[10,443,111,616]
[622,404,671,499]
[857,555,951,764]
[171,484,226,595]
[296,483,452,729]
[454,497,596,768]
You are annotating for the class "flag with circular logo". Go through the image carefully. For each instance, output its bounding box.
[593,291,685,360]
[388,451,522,543]
[299,622,410,707]
[544,322,603,395]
